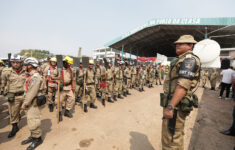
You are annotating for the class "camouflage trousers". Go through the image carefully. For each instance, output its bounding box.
[8,95,24,124]
[26,105,41,138]
[161,110,188,150]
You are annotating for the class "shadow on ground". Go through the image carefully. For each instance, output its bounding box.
[129,131,154,150]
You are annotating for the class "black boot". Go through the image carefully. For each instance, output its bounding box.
[118,94,123,99]
[96,93,101,98]
[156,82,158,85]
[90,103,98,109]
[84,104,88,112]
[142,88,144,91]
[123,92,127,97]
[113,95,117,101]
[21,136,33,145]
[139,88,142,92]
[8,123,19,138]
[59,112,63,122]
[108,97,114,103]
[64,109,73,118]
[127,91,131,95]
[26,137,43,150]
[160,82,162,85]
[102,99,105,106]
[75,97,81,103]
[49,104,54,112]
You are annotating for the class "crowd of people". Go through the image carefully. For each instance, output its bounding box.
[0,54,166,150]
[0,35,234,150]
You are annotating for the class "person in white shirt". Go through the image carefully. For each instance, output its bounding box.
[219,67,235,99]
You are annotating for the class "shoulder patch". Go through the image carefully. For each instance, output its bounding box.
[179,57,197,80]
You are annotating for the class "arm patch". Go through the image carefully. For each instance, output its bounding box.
[179,58,197,80]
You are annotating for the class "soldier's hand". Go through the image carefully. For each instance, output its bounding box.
[163,108,174,119]
[44,85,47,90]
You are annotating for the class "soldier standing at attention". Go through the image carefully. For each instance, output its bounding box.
[21,57,45,150]
[59,56,75,121]
[210,68,218,90]
[82,60,98,112]
[123,63,132,96]
[105,61,115,103]
[1,55,26,138]
[43,57,59,112]
[113,60,124,100]
[161,35,200,150]
[0,60,5,95]
[131,63,137,88]
[95,62,102,98]
[75,62,84,103]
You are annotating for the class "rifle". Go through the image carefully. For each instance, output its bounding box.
[8,53,11,68]
[82,70,87,108]
[56,55,63,124]
[168,109,177,142]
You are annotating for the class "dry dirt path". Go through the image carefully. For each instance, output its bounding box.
[0,85,233,150]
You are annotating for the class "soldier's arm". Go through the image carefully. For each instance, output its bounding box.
[22,76,41,108]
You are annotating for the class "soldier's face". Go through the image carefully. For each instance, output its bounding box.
[11,61,23,70]
[175,43,193,55]
[89,64,93,69]
[51,61,56,66]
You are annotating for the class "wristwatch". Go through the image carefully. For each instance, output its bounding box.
[167,104,174,110]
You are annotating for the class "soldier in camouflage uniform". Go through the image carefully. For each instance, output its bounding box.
[123,63,131,96]
[131,64,137,89]
[210,68,218,90]
[0,60,5,95]
[113,61,124,100]
[161,35,200,150]
[75,62,84,103]
[95,62,102,98]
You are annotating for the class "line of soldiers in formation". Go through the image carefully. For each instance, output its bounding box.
[0,54,166,150]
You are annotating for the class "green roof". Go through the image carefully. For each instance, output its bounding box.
[105,17,235,47]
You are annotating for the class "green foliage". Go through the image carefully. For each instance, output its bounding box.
[19,49,50,59]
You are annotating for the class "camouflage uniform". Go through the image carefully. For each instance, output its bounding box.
[162,51,201,150]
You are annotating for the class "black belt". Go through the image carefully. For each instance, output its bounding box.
[87,83,95,85]
[64,83,72,86]
[14,92,24,96]
[106,78,113,81]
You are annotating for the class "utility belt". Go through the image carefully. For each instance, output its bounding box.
[116,78,122,80]
[87,82,95,86]
[48,80,57,84]
[14,92,24,96]
[64,82,72,86]
[106,78,113,81]
[7,92,24,103]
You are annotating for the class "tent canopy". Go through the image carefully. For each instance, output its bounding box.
[105,17,235,57]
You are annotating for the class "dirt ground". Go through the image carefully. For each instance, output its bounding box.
[0,85,234,150]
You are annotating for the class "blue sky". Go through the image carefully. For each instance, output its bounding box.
[0,0,234,57]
